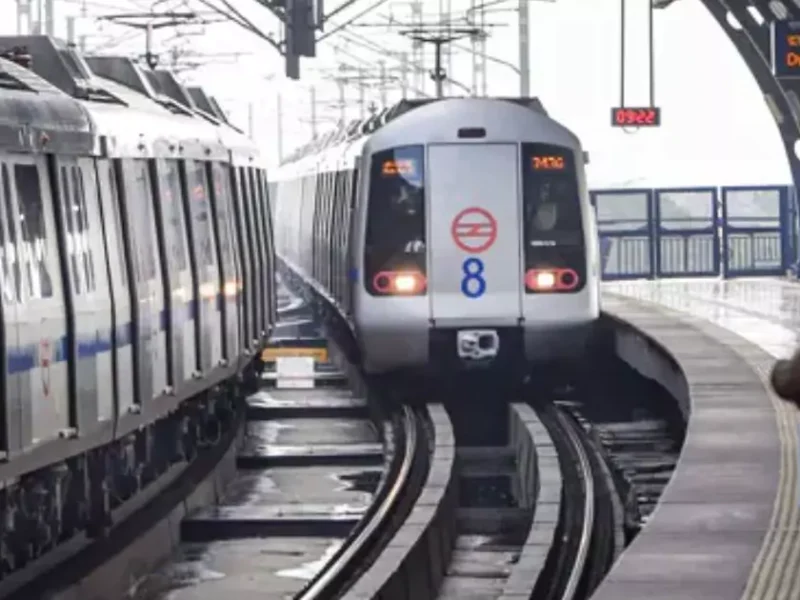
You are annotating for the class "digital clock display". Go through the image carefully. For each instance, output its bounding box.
[611,107,661,127]
[382,159,416,176]
[531,155,565,171]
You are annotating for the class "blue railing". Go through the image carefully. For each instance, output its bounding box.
[590,184,797,281]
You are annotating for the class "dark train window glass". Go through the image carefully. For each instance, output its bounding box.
[14,164,52,299]
[521,143,584,247]
[131,160,158,281]
[106,162,128,289]
[211,163,236,272]
[0,165,18,303]
[160,160,189,272]
[72,167,96,292]
[60,167,82,294]
[186,161,216,269]
[363,145,426,294]
[0,169,6,293]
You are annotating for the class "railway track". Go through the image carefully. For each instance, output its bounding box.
[284,373,682,600]
[125,371,679,600]
[11,286,685,599]
[121,355,433,599]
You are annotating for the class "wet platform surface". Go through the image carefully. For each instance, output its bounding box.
[134,385,384,599]
[596,278,800,600]
[130,537,343,599]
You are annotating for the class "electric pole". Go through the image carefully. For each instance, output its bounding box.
[97,12,207,69]
[518,0,530,97]
[309,86,318,138]
[400,26,482,97]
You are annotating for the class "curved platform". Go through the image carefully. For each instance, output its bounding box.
[593,279,800,600]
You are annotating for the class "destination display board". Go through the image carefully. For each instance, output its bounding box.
[771,20,800,78]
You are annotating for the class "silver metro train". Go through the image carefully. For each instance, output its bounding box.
[271,97,600,379]
[0,36,275,479]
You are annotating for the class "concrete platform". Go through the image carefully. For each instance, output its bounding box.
[593,279,800,600]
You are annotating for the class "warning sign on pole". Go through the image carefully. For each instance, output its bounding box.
[451,207,498,254]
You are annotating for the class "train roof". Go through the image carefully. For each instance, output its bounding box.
[280,96,549,166]
[0,56,94,155]
[0,34,257,161]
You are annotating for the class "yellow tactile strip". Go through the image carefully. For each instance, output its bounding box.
[606,291,800,600]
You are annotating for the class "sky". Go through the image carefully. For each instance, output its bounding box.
[0,0,792,188]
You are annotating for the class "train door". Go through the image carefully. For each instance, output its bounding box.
[151,159,195,392]
[230,166,254,352]
[209,163,241,362]
[9,158,69,445]
[182,160,223,375]
[118,159,168,405]
[55,158,114,429]
[427,143,523,326]
[94,159,134,417]
[0,162,21,452]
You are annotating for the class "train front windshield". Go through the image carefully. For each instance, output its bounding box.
[521,142,587,292]
[363,145,427,296]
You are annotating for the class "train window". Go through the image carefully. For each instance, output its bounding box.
[130,161,158,281]
[211,163,236,273]
[60,167,82,294]
[160,160,189,272]
[106,162,128,289]
[0,165,19,303]
[364,145,426,295]
[186,161,216,269]
[14,164,52,299]
[72,167,96,292]
[0,169,7,300]
[521,143,584,246]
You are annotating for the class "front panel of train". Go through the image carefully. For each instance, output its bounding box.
[425,141,526,373]
[356,145,431,374]
[519,142,598,361]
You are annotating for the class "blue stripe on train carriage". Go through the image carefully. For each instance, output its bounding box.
[5,318,147,375]
[654,187,720,277]
[590,188,655,280]
[720,185,789,277]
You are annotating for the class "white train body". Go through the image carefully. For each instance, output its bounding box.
[0,36,275,477]
[272,97,600,376]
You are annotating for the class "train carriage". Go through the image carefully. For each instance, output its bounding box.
[272,97,600,381]
[0,35,276,481]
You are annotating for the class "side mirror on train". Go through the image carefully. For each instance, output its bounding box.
[583,151,590,165]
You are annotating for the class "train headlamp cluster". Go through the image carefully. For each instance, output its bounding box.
[525,268,579,292]
[372,270,427,295]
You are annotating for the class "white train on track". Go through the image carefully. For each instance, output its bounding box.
[270,97,601,381]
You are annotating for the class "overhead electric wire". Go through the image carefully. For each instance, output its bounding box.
[193,0,282,51]
[318,0,394,42]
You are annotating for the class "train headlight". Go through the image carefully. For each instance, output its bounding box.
[535,271,556,289]
[525,268,579,292]
[393,273,417,293]
[373,270,427,295]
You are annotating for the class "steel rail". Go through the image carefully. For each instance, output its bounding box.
[556,408,597,600]
[294,404,423,600]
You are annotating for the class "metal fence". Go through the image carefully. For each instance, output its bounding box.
[591,185,795,281]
